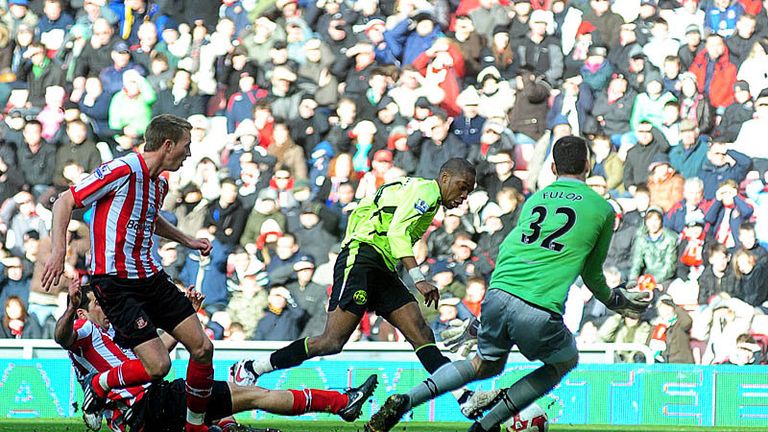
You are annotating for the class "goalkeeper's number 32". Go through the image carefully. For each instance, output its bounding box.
[520,206,576,252]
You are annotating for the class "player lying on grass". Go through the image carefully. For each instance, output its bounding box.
[54,279,378,432]
[231,159,477,406]
[366,136,652,432]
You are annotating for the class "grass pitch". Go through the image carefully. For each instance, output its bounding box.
[0,420,764,432]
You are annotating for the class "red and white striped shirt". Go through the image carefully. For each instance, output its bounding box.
[68,319,149,431]
[68,319,149,402]
[71,153,167,279]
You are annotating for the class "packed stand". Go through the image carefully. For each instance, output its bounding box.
[0,0,765,365]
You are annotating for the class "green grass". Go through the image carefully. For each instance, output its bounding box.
[0,420,764,432]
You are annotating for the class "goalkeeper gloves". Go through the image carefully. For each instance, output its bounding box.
[440,316,479,358]
[605,286,652,319]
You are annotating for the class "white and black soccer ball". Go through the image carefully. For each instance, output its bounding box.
[504,403,549,432]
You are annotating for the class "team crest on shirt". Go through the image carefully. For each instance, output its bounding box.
[135,317,148,329]
[414,199,429,215]
[94,164,111,180]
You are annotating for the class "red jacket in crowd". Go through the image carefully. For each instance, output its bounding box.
[689,45,737,109]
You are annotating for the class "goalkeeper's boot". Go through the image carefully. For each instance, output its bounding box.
[339,374,379,422]
[83,410,102,431]
[460,389,503,419]
[468,422,501,432]
[365,394,410,432]
[229,360,259,386]
[83,373,106,415]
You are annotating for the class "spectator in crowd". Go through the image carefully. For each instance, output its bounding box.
[678,25,703,71]
[204,178,248,247]
[459,276,486,319]
[624,121,670,193]
[654,294,695,363]
[715,81,754,142]
[226,274,268,337]
[698,140,752,200]
[0,256,30,309]
[53,119,101,187]
[431,296,463,341]
[734,248,768,308]
[689,34,737,109]
[733,88,768,169]
[665,177,709,233]
[0,295,41,339]
[739,222,768,260]
[16,120,56,193]
[647,153,684,212]
[705,179,754,250]
[678,71,715,135]
[669,120,708,179]
[697,243,739,304]
[598,313,652,363]
[286,255,327,339]
[252,286,307,341]
[592,74,636,149]
[629,206,678,285]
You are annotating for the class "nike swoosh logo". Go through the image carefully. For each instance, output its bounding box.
[236,367,246,383]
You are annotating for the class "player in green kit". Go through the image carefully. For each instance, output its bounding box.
[230,159,477,395]
[366,136,651,432]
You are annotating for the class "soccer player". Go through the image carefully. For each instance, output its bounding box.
[231,159,476,392]
[41,115,217,432]
[55,279,377,432]
[366,136,651,432]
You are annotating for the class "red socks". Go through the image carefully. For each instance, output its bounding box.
[92,359,152,399]
[289,389,349,414]
[185,359,213,431]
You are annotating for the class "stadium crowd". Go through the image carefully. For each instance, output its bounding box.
[0,0,766,367]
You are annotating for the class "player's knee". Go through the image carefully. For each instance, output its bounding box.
[188,338,214,362]
[146,357,172,380]
[550,354,579,378]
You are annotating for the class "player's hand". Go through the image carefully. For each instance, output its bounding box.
[41,249,66,292]
[184,285,205,312]
[415,281,439,310]
[605,286,652,319]
[188,238,212,256]
[67,278,82,309]
[440,316,479,357]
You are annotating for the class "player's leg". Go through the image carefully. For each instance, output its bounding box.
[239,244,368,379]
[382,281,474,406]
[472,291,579,431]
[475,354,578,431]
[227,373,378,421]
[146,274,214,432]
[85,278,168,412]
[367,290,513,431]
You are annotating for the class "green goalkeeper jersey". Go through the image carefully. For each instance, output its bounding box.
[490,178,615,315]
[343,177,442,271]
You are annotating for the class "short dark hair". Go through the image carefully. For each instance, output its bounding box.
[439,158,476,179]
[24,119,42,129]
[552,136,589,175]
[708,242,728,258]
[740,222,756,232]
[144,114,191,152]
[221,177,237,188]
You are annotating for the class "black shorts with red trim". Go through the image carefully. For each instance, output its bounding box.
[90,271,195,349]
[129,378,232,432]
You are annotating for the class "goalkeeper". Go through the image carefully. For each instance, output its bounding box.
[367,136,651,432]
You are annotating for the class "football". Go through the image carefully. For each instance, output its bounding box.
[504,403,549,432]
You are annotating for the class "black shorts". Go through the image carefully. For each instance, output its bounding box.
[91,271,195,349]
[329,242,416,317]
[130,379,232,432]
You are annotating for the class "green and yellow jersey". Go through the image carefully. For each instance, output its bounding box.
[490,178,615,315]
[343,177,442,271]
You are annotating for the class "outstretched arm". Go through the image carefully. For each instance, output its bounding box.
[155,215,212,256]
